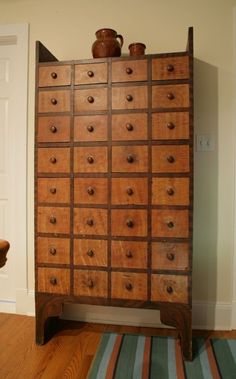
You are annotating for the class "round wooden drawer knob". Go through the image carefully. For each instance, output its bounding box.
[167,221,174,229]
[167,122,175,130]
[126,187,133,196]
[50,216,57,224]
[87,125,94,132]
[87,70,94,77]
[50,187,57,194]
[87,249,94,257]
[50,277,57,286]
[50,125,57,133]
[87,155,94,164]
[126,123,133,131]
[167,64,174,72]
[87,96,94,103]
[167,253,175,261]
[87,186,95,195]
[51,98,57,105]
[126,67,133,75]
[49,247,57,256]
[51,72,58,79]
[87,279,94,288]
[166,286,173,294]
[167,93,175,100]
[166,187,174,196]
[167,155,175,163]
[125,282,133,291]
[126,154,134,163]
[126,94,133,102]
[86,218,94,227]
[126,219,134,228]
[126,251,133,258]
[50,156,57,164]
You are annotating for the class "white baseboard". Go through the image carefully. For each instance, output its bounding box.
[2,290,233,331]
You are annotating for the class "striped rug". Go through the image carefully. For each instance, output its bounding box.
[87,333,236,379]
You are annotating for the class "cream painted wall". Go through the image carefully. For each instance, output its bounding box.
[0,0,236,325]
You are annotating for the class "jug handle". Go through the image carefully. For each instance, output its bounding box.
[116,34,124,48]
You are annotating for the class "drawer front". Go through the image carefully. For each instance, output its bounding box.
[37,178,70,204]
[38,65,71,87]
[74,239,107,266]
[74,88,107,112]
[74,178,108,204]
[152,177,190,206]
[37,237,70,265]
[74,208,107,235]
[152,84,189,109]
[111,178,148,205]
[37,206,70,234]
[112,146,148,173]
[112,60,147,82]
[74,147,107,173]
[74,115,108,142]
[74,269,108,298]
[111,272,147,300]
[152,56,189,80]
[37,267,70,295]
[111,240,147,269]
[151,274,188,304]
[152,145,189,173]
[111,209,147,237]
[75,63,107,84]
[152,112,189,140]
[37,147,70,174]
[38,90,71,113]
[152,209,189,238]
[152,242,189,271]
[112,113,147,141]
[112,86,148,110]
[37,116,70,142]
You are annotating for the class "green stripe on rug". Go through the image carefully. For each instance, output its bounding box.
[87,333,115,379]
[150,336,168,378]
[212,339,236,378]
[114,334,139,379]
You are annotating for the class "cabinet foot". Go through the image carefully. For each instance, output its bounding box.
[35,294,65,345]
[160,304,192,361]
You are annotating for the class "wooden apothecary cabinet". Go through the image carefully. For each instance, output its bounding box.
[35,27,193,360]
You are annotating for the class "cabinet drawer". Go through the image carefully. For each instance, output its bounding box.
[151,274,188,304]
[152,84,189,109]
[111,240,147,269]
[111,272,147,300]
[152,145,189,173]
[112,113,147,141]
[112,146,148,173]
[111,178,148,205]
[74,147,107,173]
[112,60,147,82]
[37,178,70,204]
[38,90,71,113]
[37,267,70,295]
[37,147,70,174]
[74,269,108,298]
[37,237,70,265]
[152,209,189,238]
[74,178,108,204]
[37,206,70,234]
[74,115,108,142]
[38,65,71,87]
[152,177,190,205]
[111,209,147,237]
[74,208,107,236]
[75,63,107,84]
[152,242,189,271]
[37,116,70,142]
[74,88,107,112]
[74,239,107,266]
[152,56,189,80]
[152,112,189,140]
[112,86,148,110]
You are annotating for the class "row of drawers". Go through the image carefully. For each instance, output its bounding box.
[38,56,189,87]
[38,84,189,113]
[37,237,189,270]
[38,177,189,206]
[37,207,189,238]
[37,145,190,173]
[37,267,189,304]
[37,112,189,142]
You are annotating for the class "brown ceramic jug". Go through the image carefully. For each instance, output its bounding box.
[92,28,124,58]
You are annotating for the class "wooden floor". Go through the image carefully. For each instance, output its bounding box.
[0,313,236,379]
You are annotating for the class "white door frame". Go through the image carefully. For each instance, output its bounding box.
[0,23,28,313]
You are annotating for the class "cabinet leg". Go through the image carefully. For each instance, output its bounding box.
[35,294,64,345]
[160,304,192,361]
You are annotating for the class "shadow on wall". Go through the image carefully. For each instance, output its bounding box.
[193,58,219,328]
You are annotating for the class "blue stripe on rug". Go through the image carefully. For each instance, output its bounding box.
[133,335,146,379]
